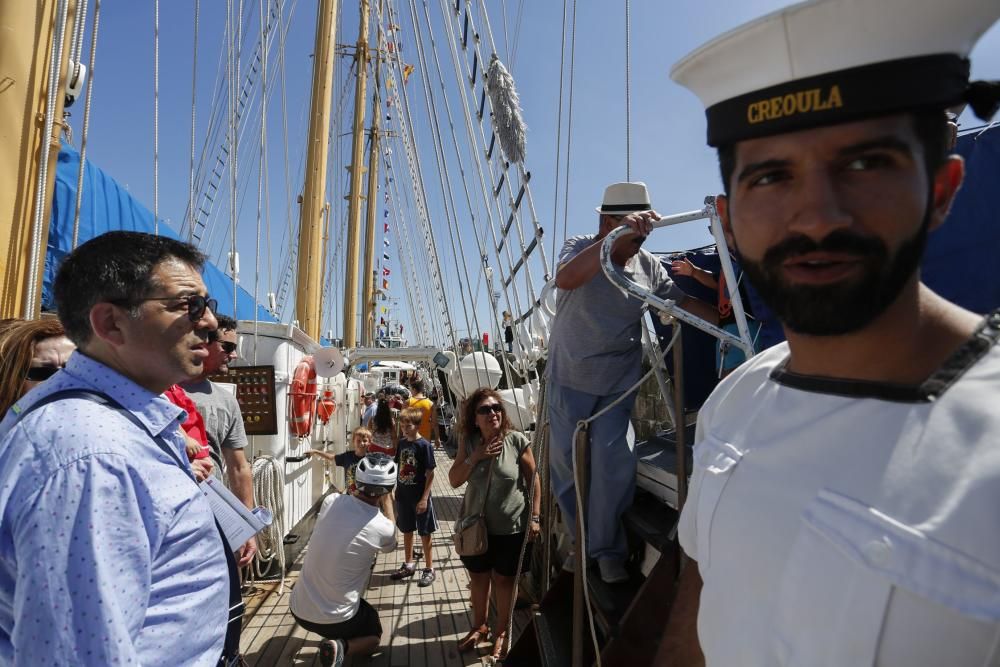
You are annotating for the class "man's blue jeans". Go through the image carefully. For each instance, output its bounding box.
[547,381,637,563]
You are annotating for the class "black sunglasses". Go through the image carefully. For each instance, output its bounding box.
[476,403,504,416]
[25,365,63,381]
[220,341,238,354]
[112,294,218,322]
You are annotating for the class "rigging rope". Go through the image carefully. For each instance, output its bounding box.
[472,0,552,280]
[550,0,569,262]
[409,0,493,389]
[153,0,159,234]
[374,1,463,355]
[560,0,578,251]
[68,0,90,68]
[255,0,269,352]
[625,0,631,181]
[275,1,292,309]
[437,0,535,406]
[72,0,102,250]
[499,378,547,658]
[188,0,200,242]
[442,1,551,405]
[510,0,525,70]
[380,16,452,347]
[26,0,71,319]
[230,0,244,317]
[569,320,681,667]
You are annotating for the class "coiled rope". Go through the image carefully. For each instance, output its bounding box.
[251,455,287,592]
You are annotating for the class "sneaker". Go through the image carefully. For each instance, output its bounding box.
[318,639,345,667]
[390,563,416,580]
[418,567,436,587]
[598,559,629,584]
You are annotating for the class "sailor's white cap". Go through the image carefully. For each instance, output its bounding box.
[671,0,1000,146]
[595,182,652,216]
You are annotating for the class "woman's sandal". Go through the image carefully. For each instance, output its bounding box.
[491,630,508,661]
[457,624,489,653]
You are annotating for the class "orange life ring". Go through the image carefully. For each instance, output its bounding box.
[289,356,317,437]
[316,388,337,424]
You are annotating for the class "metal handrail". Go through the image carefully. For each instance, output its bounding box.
[598,197,756,359]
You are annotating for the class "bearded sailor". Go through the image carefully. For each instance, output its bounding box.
[653,0,1000,665]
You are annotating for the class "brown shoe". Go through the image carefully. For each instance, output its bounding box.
[491,630,508,661]
[457,624,489,653]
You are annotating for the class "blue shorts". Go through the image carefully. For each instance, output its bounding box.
[717,321,762,372]
[395,488,437,535]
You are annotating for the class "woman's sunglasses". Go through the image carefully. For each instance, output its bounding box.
[476,404,504,416]
[25,365,63,381]
[219,341,238,354]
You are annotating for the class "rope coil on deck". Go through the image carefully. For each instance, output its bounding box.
[252,455,287,592]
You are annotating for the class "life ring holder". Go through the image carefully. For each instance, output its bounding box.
[288,355,317,438]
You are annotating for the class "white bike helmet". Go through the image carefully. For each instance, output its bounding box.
[355,453,397,496]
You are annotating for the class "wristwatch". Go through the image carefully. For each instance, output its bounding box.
[530,515,541,523]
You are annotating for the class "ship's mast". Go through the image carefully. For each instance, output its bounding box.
[295,0,339,341]
[342,0,371,349]
[0,0,79,318]
[361,55,381,346]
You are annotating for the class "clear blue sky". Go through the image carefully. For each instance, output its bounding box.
[70,1,1000,344]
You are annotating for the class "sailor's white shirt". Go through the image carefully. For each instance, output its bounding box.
[679,321,1000,666]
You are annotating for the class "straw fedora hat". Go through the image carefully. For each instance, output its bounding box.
[595,182,652,216]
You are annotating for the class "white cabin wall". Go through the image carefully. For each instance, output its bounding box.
[234,322,360,534]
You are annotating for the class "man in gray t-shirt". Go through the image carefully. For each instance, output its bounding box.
[547,182,717,584]
[182,314,257,567]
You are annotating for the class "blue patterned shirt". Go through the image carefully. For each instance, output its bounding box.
[0,352,228,665]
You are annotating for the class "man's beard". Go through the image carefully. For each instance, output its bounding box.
[738,220,929,336]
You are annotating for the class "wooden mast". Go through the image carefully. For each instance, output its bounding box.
[295,0,339,341]
[342,0,371,349]
[0,0,79,319]
[361,59,381,346]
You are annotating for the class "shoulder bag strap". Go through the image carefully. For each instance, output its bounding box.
[12,388,244,664]
[477,457,495,519]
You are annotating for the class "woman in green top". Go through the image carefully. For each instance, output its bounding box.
[448,387,542,661]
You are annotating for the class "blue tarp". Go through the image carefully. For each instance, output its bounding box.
[924,125,1000,314]
[43,147,277,322]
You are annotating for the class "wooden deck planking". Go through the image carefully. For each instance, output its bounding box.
[240,457,533,666]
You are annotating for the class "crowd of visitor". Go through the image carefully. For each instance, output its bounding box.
[5,3,999,663]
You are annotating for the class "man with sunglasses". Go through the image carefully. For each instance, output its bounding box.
[0,232,239,665]
[548,182,718,584]
[182,314,257,567]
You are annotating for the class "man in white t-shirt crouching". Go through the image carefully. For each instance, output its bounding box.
[290,454,398,667]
